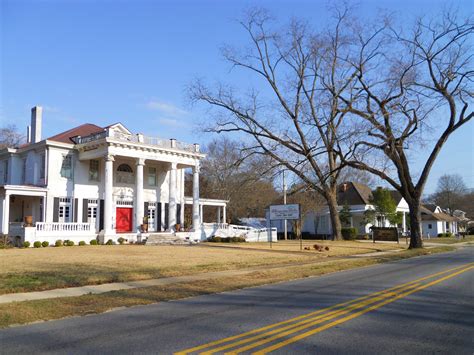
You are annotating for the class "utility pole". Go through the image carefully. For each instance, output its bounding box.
[283,169,287,241]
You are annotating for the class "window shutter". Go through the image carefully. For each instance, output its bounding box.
[73,198,78,222]
[177,204,181,225]
[157,202,162,231]
[164,203,169,230]
[99,199,104,231]
[144,202,149,220]
[83,199,89,223]
[53,197,59,222]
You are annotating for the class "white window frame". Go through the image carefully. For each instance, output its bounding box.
[148,167,157,186]
[60,155,73,179]
[58,197,72,223]
[89,159,100,181]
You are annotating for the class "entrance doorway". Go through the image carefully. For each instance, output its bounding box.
[116,207,133,232]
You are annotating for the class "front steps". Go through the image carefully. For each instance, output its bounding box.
[144,232,196,245]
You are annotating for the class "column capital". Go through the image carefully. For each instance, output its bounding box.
[136,158,145,166]
[105,154,115,162]
[170,162,178,170]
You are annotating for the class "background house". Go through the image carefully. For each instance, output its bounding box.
[421,204,459,237]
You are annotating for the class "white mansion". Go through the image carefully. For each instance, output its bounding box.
[0,106,235,244]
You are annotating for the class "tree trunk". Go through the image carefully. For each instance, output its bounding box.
[327,192,343,240]
[408,200,423,249]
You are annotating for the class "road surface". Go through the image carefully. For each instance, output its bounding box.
[1,246,473,354]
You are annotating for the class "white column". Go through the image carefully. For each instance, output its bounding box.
[199,204,203,223]
[223,205,227,224]
[402,212,407,233]
[2,192,10,234]
[192,163,200,231]
[104,155,115,235]
[135,158,145,232]
[217,207,221,224]
[168,162,177,231]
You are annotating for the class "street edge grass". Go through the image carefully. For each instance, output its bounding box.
[0,246,455,329]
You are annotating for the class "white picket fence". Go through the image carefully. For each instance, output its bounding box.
[202,223,277,242]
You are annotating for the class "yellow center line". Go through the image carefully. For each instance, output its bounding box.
[174,263,471,355]
[253,265,474,355]
[222,283,421,355]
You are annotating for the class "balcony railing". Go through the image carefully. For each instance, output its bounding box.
[74,129,200,153]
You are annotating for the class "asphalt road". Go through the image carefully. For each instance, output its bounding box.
[1,247,473,354]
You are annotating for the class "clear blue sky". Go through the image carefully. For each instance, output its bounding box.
[1,0,473,194]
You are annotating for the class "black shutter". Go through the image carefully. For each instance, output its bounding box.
[99,199,104,231]
[73,198,78,222]
[144,202,149,223]
[177,204,181,225]
[83,199,89,223]
[157,202,162,231]
[53,197,59,222]
[164,203,169,230]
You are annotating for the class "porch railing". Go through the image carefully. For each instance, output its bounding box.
[36,222,94,232]
[74,128,199,153]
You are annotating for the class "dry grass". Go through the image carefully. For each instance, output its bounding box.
[206,240,404,256]
[0,246,453,329]
[0,241,404,295]
[424,236,474,244]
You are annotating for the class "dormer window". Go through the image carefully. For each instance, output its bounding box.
[116,164,134,184]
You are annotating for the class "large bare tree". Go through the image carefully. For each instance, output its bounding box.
[338,12,473,248]
[190,8,358,240]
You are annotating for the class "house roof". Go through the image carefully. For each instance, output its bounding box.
[47,124,104,144]
[337,181,372,205]
[421,205,458,222]
[423,204,438,213]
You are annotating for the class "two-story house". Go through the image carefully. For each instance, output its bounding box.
[0,106,228,244]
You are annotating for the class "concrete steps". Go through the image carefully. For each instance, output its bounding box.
[145,232,194,245]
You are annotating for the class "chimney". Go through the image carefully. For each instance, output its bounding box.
[31,106,43,143]
[27,126,31,143]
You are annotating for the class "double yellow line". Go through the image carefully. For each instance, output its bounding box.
[176,263,473,355]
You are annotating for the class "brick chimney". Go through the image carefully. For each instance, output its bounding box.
[31,106,43,143]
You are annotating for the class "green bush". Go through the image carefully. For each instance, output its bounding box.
[341,227,357,240]
[41,241,49,247]
[55,240,63,247]
[23,241,31,248]
[66,240,74,246]
[33,241,42,248]
[78,241,86,246]
[105,239,114,245]
[117,237,126,245]
[207,236,246,243]
[438,232,454,238]
[90,239,98,245]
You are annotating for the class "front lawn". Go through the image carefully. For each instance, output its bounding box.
[0,241,404,295]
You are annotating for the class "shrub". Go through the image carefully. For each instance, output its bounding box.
[23,241,31,248]
[341,227,357,240]
[33,241,42,248]
[438,232,454,238]
[105,239,114,245]
[66,240,74,246]
[90,239,98,245]
[0,234,13,249]
[41,241,49,248]
[55,240,63,247]
[117,237,126,245]
[79,241,86,246]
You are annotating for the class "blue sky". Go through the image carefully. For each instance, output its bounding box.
[1,0,473,194]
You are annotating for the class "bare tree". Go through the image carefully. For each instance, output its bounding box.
[338,12,473,248]
[0,125,24,149]
[190,7,359,240]
[430,174,468,214]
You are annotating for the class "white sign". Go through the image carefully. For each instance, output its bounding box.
[269,204,300,220]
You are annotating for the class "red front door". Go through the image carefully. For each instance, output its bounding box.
[116,208,133,233]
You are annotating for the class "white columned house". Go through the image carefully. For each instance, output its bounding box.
[0,106,228,245]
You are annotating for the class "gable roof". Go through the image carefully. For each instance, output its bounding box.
[47,124,104,144]
[423,204,438,213]
[337,182,372,205]
[421,205,458,222]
